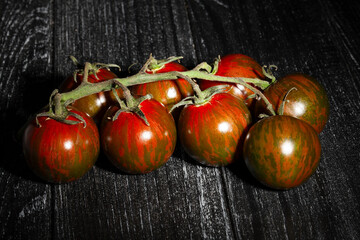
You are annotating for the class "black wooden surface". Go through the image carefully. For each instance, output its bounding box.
[1,0,360,239]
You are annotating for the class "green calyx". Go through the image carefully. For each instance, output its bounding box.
[170,84,229,113]
[110,80,152,126]
[69,56,121,83]
[35,89,86,128]
[169,68,230,112]
[146,55,183,73]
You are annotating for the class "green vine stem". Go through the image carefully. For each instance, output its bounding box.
[175,72,205,100]
[49,56,276,121]
[59,70,270,102]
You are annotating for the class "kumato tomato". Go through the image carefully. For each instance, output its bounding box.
[59,68,121,122]
[131,62,193,111]
[199,54,265,107]
[178,93,251,167]
[22,108,100,183]
[243,115,321,190]
[100,99,177,174]
[254,73,329,133]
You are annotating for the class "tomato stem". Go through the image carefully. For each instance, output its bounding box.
[262,65,278,84]
[109,80,151,125]
[49,56,276,120]
[58,69,274,113]
[82,62,91,83]
[176,72,204,99]
[113,80,136,107]
[278,87,298,115]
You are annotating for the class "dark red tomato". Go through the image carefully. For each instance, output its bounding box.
[131,62,194,111]
[254,73,329,133]
[100,99,177,174]
[22,108,100,183]
[59,68,121,122]
[243,115,321,190]
[178,93,251,167]
[199,54,265,107]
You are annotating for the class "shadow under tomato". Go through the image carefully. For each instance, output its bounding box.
[227,146,282,191]
[226,157,269,190]
[95,142,200,175]
[171,140,202,167]
[94,151,125,175]
[0,71,62,183]
[0,128,43,183]
[172,143,272,192]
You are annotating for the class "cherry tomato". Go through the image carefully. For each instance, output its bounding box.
[254,73,329,133]
[178,93,251,167]
[199,54,265,107]
[100,99,177,174]
[243,115,321,190]
[59,68,121,122]
[22,108,100,183]
[131,62,194,111]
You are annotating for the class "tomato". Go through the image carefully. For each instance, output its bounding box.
[254,73,329,133]
[199,54,265,107]
[243,115,321,190]
[100,99,177,174]
[178,93,251,167]
[22,108,100,183]
[131,62,193,111]
[59,68,121,122]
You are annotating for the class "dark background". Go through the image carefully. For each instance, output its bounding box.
[1,0,359,239]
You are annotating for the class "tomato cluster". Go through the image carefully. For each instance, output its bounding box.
[21,54,329,190]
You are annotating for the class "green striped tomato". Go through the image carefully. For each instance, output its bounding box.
[22,108,100,183]
[255,73,329,133]
[199,54,265,107]
[131,62,193,111]
[243,115,321,190]
[100,99,177,174]
[178,93,251,167]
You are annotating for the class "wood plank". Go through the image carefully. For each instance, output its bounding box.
[0,1,54,239]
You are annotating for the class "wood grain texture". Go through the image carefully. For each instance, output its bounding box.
[0,0,359,239]
[0,0,54,239]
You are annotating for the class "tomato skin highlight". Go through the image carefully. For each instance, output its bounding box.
[199,54,265,107]
[22,108,100,183]
[243,115,321,190]
[255,73,329,133]
[59,68,120,122]
[131,62,193,111]
[178,93,252,167]
[100,99,177,174]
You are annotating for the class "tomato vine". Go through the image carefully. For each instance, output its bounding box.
[20,53,329,189]
[46,55,275,124]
